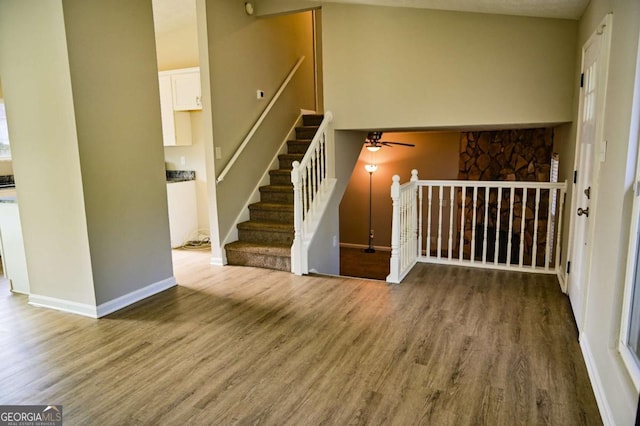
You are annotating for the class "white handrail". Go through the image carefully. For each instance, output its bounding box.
[216,56,305,184]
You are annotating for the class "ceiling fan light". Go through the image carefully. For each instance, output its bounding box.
[366,145,381,152]
[365,164,378,173]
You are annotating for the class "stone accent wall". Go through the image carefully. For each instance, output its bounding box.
[457,129,554,266]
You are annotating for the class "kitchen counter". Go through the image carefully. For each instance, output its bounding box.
[0,188,17,203]
[166,170,195,183]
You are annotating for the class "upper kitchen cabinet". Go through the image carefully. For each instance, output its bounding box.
[158,72,192,146]
[171,68,202,111]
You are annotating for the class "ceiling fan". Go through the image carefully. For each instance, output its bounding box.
[365,132,415,151]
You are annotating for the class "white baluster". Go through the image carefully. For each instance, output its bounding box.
[519,188,528,268]
[437,185,443,259]
[532,187,541,268]
[418,186,423,258]
[411,170,419,263]
[427,186,432,258]
[482,187,490,264]
[471,186,478,262]
[507,187,515,265]
[554,185,567,273]
[459,188,466,261]
[545,189,553,271]
[448,186,455,260]
[495,187,503,265]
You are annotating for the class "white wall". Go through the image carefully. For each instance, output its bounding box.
[565,0,640,424]
[322,3,578,131]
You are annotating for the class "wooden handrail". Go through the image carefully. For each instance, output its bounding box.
[216,56,305,184]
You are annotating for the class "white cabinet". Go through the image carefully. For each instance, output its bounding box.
[166,181,197,248]
[158,67,202,146]
[159,74,192,146]
[171,69,202,111]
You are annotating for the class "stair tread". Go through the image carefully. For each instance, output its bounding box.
[296,125,320,130]
[269,169,292,175]
[225,241,291,256]
[279,153,305,159]
[288,139,312,143]
[238,221,294,231]
[249,202,294,211]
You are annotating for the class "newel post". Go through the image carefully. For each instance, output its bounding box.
[387,175,401,283]
[291,161,303,275]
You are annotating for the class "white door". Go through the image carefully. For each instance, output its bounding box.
[567,16,611,332]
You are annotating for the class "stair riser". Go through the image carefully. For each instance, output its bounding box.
[226,250,291,272]
[249,209,294,224]
[260,189,293,204]
[295,127,318,139]
[302,115,324,126]
[279,158,301,170]
[269,173,291,186]
[238,228,294,245]
[287,141,311,155]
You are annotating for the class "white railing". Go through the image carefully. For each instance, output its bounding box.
[291,111,335,275]
[387,169,567,283]
[216,56,305,184]
[387,171,420,283]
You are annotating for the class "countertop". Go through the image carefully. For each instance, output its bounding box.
[166,170,196,183]
[0,188,17,203]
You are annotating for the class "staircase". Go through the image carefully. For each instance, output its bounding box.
[224,114,324,271]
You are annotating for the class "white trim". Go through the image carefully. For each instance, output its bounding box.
[618,12,640,395]
[580,335,615,426]
[29,294,98,318]
[340,242,391,252]
[96,277,177,318]
[210,256,224,266]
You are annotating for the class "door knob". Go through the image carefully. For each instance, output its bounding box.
[577,207,589,217]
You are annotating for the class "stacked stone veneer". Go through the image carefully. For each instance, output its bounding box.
[456,129,554,266]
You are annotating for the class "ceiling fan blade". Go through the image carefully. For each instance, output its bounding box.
[381,141,415,147]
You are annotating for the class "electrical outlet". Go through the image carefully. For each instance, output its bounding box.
[215,147,222,160]
[180,156,186,167]
[333,235,338,247]
[256,90,265,99]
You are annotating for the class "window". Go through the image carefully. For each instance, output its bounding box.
[0,100,10,158]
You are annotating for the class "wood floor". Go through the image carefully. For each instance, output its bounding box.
[0,249,600,425]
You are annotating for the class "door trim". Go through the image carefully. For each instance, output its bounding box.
[566,13,613,333]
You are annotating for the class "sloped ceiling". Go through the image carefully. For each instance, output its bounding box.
[152,0,197,36]
[299,0,589,19]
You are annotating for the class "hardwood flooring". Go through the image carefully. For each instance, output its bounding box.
[0,249,600,425]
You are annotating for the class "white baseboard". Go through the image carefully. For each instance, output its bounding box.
[339,242,391,252]
[29,294,98,318]
[210,256,224,266]
[96,276,177,318]
[580,335,614,426]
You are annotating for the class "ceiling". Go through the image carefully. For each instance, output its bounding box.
[152,0,197,36]
[151,0,590,38]
[309,0,590,19]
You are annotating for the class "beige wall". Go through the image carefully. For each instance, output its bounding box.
[205,3,316,242]
[322,3,578,130]
[564,0,640,423]
[61,0,174,305]
[155,25,199,71]
[340,132,459,248]
[0,0,97,305]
